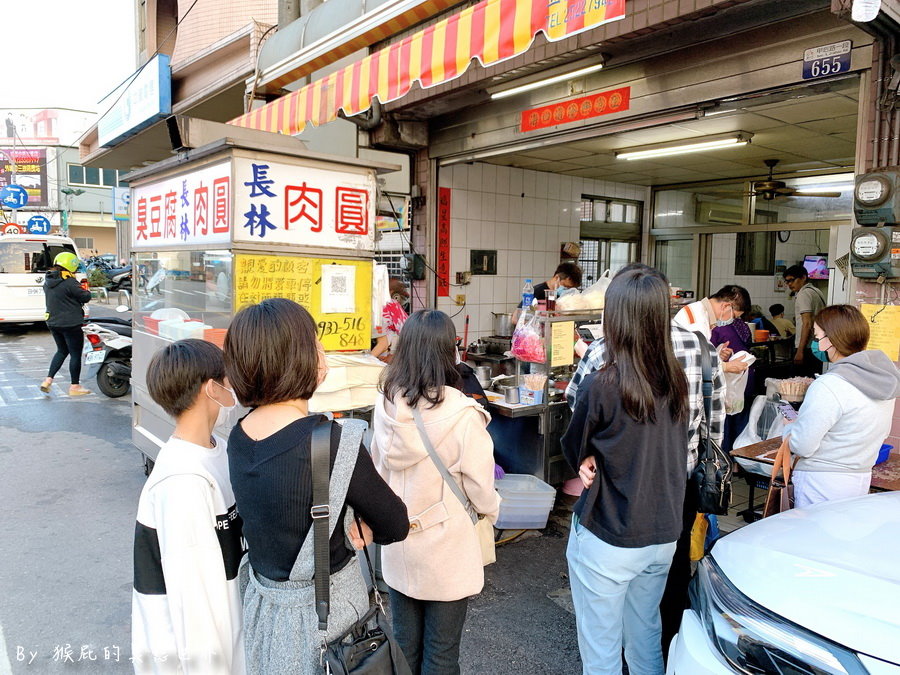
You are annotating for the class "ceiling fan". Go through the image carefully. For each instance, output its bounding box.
[700,159,843,200]
[750,159,842,200]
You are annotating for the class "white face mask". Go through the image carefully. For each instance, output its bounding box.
[206,381,237,430]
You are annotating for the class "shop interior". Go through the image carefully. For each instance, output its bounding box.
[439,76,859,485]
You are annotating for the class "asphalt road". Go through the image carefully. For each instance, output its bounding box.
[0,321,581,674]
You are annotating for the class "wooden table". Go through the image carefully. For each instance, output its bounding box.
[730,437,900,521]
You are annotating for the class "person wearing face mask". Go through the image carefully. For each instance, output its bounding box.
[785,305,900,508]
[223,298,409,674]
[131,339,246,673]
[673,285,752,375]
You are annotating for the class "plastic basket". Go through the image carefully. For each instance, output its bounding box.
[142,316,162,335]
[494,474,557,530]
[204,328,228,349]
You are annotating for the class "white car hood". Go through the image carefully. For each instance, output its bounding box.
[712,492,900,664]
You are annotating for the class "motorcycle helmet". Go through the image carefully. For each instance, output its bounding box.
[54,252,80,273]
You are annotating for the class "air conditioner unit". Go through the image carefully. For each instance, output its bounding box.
[696,201,742,225]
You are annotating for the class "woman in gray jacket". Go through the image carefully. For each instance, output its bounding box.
[787,304,900,507]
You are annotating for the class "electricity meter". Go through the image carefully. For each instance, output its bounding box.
[849,226,900,278]
[854,171,900,224]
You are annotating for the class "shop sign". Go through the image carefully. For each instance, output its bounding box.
[234,253,372,350]
[98,54,172,147]
[802,40,852,80]
[520,87,631,133]
[112,187,130,221]
[1,148,49,206]
[131,162,231,249]
[437,188,451,297]
[232,158,376,253]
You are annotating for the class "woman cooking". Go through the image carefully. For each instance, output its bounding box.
[786,304,900,507]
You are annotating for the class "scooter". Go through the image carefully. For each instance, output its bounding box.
[82,306,132,398]
[105,265,133,293]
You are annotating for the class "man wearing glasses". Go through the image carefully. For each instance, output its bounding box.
[782,264,826,375]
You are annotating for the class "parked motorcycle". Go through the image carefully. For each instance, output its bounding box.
[105,265,133,293]
[82,307,132,398]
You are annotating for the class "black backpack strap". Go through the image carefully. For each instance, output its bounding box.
[310,419,332,632]
[693,331,713,440]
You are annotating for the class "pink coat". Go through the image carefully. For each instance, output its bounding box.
[371,387,500,601]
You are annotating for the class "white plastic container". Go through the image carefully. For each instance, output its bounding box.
[494,474,557,530]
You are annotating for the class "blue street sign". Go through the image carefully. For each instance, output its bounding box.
[27,215,51,235]
[0,184,29,209]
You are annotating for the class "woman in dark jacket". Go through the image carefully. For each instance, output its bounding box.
[40,252,92,396]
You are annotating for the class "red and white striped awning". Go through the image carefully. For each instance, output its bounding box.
[231,0,625,134]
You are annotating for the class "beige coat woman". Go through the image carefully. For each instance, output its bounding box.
[371,386,501,601]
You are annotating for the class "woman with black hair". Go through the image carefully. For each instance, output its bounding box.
[562,266,689,675]
[372,309,500,675]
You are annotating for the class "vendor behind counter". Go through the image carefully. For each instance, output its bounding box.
[516,262,583,309]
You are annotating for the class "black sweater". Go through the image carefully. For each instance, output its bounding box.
[228,415,409,581]
[44,270,91,328]
[561,372,687,548]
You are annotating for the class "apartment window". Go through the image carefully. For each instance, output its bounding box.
[73,237,95,250]
[735,232,775,276]
[68,164,126,188]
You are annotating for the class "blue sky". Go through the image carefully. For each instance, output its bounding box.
[10,1,137,112]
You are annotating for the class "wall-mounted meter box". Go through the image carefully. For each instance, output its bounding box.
[850,226,900,278]
[854,170,900,224]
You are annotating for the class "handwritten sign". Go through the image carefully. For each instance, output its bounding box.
[860,304,900,361]
[234,253,372,350]
[550,321,575,367]
[132,162,231,249]
[233,158,376,253]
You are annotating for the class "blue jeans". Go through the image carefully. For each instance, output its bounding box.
[388,588,469,675]
[567,516,676,675]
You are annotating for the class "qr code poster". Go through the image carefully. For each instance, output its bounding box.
[321,264,356,314]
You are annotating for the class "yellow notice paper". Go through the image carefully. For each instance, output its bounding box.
[860,304,900,361]
[550,321,575,368]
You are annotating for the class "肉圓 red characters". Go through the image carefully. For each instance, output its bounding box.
[335,187,369,235]
[285,182,323,232]
[213,177,230,233]
[194,183,209,235]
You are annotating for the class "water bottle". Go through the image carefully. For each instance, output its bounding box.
[522,279,535,309]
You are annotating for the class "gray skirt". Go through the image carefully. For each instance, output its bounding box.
[241,556,369,675]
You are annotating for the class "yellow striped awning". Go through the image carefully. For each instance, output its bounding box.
[231,0,625,135]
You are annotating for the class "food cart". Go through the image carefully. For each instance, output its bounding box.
[125,135,398,471]
[479,310,603,485]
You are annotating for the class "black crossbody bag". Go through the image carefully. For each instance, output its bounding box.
[690,334,733,515]
[310,421,411,675]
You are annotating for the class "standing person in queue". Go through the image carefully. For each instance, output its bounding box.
[673,284,752,375]
[562,266,691,675]
[782,264,826,375]
[223,298,409,674]
[39,251,93,396]
[786,304,900,507]
[371,309,500,675]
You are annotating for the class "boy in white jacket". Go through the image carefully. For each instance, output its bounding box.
[131,339,245,674]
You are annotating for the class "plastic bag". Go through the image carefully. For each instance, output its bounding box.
[723,351,756,415]
[733,395,788,450]
[556,289,585,311]
[689,513,708,561]
[580,269,611,310]
[511,311,546,363]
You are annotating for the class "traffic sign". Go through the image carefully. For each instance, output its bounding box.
[27,215,51,235]
[2,223,24,235]
[0,184,29,209]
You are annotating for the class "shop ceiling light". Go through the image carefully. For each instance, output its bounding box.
[490,63,605,100]
[615,133,753,161]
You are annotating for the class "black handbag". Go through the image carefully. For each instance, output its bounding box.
[690,334,733,516]
[310,421,411,675]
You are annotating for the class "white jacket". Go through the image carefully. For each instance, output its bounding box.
[371,387,500,601]
[788,351,900,473]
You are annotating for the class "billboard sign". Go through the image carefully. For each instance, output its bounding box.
[98,54,172,148]
[0,148,49,206]
[112,187,130,221]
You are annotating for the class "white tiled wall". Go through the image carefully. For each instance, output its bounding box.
[436,162,645,340]
[708,231,827,319]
